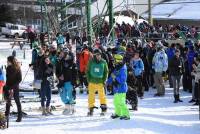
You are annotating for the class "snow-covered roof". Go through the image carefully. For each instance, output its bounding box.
[104,16,135,26]
[103,15,147,26]
[142,0,200,20]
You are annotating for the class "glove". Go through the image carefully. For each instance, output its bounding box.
[29,64,33,67]
[111,73,116,80]
[113,80,119,87]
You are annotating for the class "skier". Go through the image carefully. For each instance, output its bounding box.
[107,54,130,120]
[86,49,108,116]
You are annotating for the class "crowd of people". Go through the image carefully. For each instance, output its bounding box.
[0,21,200,127]
[99,21,200,41]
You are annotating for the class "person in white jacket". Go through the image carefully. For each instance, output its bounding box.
[152,42,168,96]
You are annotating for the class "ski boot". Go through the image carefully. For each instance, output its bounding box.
[131,103,138,111]
[46,107,53,115]
[111,114,120,119]
[100,104,107,116]
[177,94,183,102]
[16,111,22,122]
[42,107,47,116]
[70,104,75,115]
[63,104,71,115]
[174,94,178,103]
[120,116,130,120]
[87,107,94,116]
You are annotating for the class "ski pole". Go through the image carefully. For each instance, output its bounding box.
[7,114,9,128]
[21,66,31,85]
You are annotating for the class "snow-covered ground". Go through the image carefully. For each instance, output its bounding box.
[0,41,200,134]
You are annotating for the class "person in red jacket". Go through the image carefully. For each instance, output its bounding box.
[79,45,91,93]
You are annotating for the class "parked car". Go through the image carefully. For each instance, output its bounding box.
[1,23,27,38]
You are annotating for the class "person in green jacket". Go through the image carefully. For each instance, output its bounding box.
[86,49,108,116]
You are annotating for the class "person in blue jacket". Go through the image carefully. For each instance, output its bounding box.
[107,54,130,120]
[187,46,198,93]
[56,33,65,50]
[30,42,40,81]
[130,51,144,98]
[166,43,176,88]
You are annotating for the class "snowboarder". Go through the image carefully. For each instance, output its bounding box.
[107,54,130,120]
[86,49,108,116]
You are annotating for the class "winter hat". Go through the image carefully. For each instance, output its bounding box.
[156,41,164,48]
[93,49,102,55]
[114,54,123,63]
